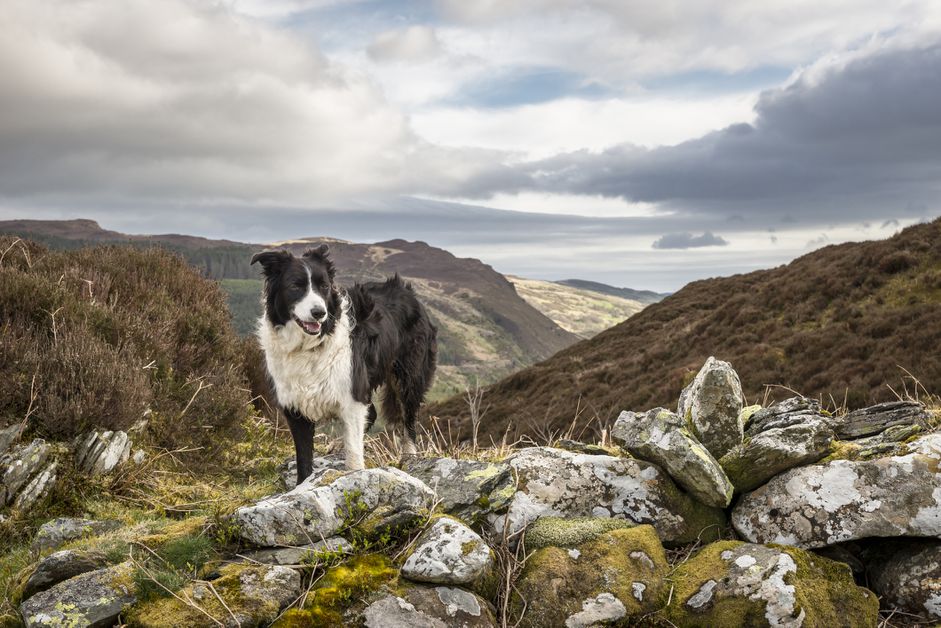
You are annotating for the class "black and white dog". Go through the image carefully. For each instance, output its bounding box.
[251,245,437,482]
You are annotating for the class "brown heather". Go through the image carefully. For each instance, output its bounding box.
[428,218,941,442]
[0,237,252,456]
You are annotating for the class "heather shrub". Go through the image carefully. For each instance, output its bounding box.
[0,237,251,454]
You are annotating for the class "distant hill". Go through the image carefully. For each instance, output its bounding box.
[0,220,577,399]
[507,276,645,339]
[429,219,941,440]
[556,278,667,304]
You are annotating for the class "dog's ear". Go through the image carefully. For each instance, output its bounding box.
[303,244,329,258]
[303,244,335,280]
[250,250,292,277]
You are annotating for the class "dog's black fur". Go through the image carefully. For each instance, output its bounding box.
[252,245,437,482]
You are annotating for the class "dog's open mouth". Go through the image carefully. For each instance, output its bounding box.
[294,316,322,335]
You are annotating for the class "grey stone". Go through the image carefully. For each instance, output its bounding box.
[240,536,350,565]
[564,593,626,628]
[489,447,725,546]
[1,439,50,506]
[745,397,824,435]
[402,457,514,524]
[831,400,930,439]
[14,461,58,511]
[612,408,733,507]
[402,517,493,586]
[21,549,109,599]
[361,586,496,628]
[677,357,745,458]
[732,433,941,548]
[720,418,833,492]
[234,466,435,547]
[20,562,136,628]
[231,565,300,627]
[279,453,346,491]
[32,518,122,552]
[0,424,22,456]
[74,431,131,475]
[867,539,941,619]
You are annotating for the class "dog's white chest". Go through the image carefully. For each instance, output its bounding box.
[258,313,355,420]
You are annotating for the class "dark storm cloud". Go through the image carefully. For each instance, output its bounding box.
[652,232,729,249]
[467,43,941,225]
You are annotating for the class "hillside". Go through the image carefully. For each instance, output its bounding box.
[429,219,941,440]
[507,275,645,338]
[556,278,667,304]
[0,220,577,399]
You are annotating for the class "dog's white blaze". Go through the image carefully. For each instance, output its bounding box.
[292,266,328,322]
[257,295,367,470]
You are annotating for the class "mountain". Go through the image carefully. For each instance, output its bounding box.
[507,276,645,339]
[556,278,667,304]
[429,219,941,440]
[0,220,577,400]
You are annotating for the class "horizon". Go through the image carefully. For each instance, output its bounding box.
[1,1,940,291]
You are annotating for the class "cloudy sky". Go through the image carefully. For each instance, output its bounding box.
[1,0,940,290]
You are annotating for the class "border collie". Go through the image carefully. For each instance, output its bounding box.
[252,245,437,482]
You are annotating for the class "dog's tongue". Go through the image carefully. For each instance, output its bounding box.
[301,320,321,334]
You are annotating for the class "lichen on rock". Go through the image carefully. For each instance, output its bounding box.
[401,516,494,589]
[677,357,745,459]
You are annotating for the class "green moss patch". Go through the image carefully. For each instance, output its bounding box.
[524,516,637,550]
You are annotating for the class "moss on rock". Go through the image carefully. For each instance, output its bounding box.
[524,516,637,550]
[662,540,879,627]
[513,525,668,627]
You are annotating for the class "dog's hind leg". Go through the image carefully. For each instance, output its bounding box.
[341,402,369,470]
[284,407,315,484]
[365,403,378,432]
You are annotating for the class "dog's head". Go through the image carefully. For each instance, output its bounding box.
[251,244,340,336]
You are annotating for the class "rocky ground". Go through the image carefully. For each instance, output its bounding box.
[2,357,941,626]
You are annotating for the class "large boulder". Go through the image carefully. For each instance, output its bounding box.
[512,524,668,628]
[401,517,494,589]
[234,466,435,547]
[127,563,301,628]
[677,357,745,458]
[20,549,109,599]
[402,457,515,524]
[720,400,833,493]
[663,541,878,627]
[20,562,136,628]
[32,517,122,552]
[74,431,131,475]
[612,408,733,507]
[732,433,941,548]
[490,447,725,545]
[866,539,941,620]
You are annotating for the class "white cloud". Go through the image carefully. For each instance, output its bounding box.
[367,25,442,63]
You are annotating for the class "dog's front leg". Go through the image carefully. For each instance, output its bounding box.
[284,407,315,484]
[342,402,369,470]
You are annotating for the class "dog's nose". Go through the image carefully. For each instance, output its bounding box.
[310,306,327,321]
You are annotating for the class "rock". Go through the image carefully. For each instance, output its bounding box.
[831,423,924,460]
[512,525,668,628]
[279,453,345,491]
[745,397,823,435]
[402,517,494,588]
[32,517,122,552]
[20,561,136,628]
[14,461,57,511]
[240,536,350,566]
[74,431,132,475]
[720,418,833,492]
[21,549,109,599]
[234,466,435,547]
[0,424,22,456]
[490,447,725,546]
[677,357,745,458]
[1,439,51,506]
[555,439,614,456]
[402,457,514,524]
[866,539,941,619]
[612,408,733,507]
[524,516,637,550]
[663,541,878,627]
[831,400,930,439]
[127,563,301,628]
[732,433,941,548]
[360,586,497,628]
